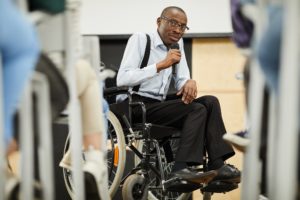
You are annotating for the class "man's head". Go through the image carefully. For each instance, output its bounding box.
[157,6,189,47]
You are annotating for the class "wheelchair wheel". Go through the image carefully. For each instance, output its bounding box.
[106,111,126,196]
[134,139,191,200]
[122,174,148,200]
[62,111,126,198]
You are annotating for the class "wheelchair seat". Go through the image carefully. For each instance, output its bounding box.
[133,123,181,140]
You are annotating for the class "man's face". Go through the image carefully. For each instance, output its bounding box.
[157,9,188,47]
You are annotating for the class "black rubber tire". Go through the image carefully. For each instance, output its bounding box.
[122,174,148,200]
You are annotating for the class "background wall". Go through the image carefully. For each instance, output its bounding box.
[192,38,246,200]
[80,0,232,38]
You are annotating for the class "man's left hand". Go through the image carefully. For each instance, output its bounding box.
[177,79,197,104]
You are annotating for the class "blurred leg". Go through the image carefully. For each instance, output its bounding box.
[0,0,40,150]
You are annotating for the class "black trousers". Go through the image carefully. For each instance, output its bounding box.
[132,95,235,164]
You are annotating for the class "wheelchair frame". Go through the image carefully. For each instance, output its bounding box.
[62,86,217,200]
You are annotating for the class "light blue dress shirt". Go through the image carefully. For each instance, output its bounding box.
[117,31,190,101]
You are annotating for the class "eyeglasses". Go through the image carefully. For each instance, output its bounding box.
[161,16,189,32]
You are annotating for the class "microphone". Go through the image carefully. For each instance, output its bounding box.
[170,43,179,75]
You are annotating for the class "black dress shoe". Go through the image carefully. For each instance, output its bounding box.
[171,167,217,184]
[212,164,241,183]
[165,179,202,193]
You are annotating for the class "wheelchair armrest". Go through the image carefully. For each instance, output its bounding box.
[104,86,129,97]
[128,101,146,125]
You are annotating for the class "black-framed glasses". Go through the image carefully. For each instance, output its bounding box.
[161,15,189,32]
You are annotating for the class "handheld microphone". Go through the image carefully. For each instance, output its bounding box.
[170,43,179,75]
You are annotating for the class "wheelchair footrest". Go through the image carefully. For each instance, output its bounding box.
[201,180,238,193]
[164,177,202,193]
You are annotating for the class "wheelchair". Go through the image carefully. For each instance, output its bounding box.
[62,85,196,199]
[62,85,238,200]
[104,86,196,200]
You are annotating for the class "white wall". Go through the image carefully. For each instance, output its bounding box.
[80,0,232,37]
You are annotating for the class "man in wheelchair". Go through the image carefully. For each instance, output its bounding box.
[116,6,241,193]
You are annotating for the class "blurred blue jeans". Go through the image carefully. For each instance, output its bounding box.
[102,98,109,134]
[0,0,40,146]
[240,0,256,4]
[256,4,283,95]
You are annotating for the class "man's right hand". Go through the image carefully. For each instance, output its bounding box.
[156,49,181,72]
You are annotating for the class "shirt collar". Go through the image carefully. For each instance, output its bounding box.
[153,31,167,50]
